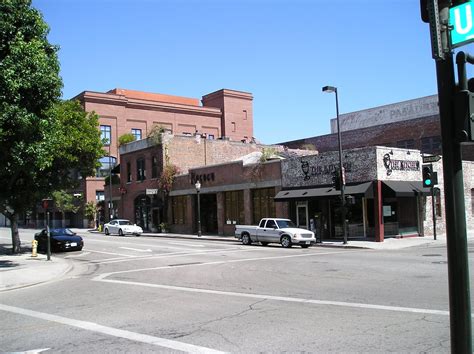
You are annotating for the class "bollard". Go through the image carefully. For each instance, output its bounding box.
[31,239,38,257]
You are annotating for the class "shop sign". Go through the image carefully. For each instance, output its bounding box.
[383,153,420,176]
[301,160,353,181]
[146,188,158,195]
[190,172,215,185]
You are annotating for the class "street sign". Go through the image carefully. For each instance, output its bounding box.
[423,155,441,163]
[146,188,158,195]
[450,1,474,48]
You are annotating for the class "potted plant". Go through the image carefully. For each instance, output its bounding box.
[159,222,169,233]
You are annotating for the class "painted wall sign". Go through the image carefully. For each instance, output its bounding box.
[301,160,353,181]
[383,153,420,176]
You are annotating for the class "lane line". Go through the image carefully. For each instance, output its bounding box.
[120,247,152,252]
[95,279,450,317]
[86,250,137,258]
[0,304,225,354]
[93,250,353,278]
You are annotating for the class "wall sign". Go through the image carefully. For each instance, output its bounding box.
[301,160,353,181]
[190,172,215,185]
[383,153,420,176]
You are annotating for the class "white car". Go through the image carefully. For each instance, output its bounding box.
[104,219,143,236]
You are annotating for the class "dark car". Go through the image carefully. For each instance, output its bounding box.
[35,228,84,252]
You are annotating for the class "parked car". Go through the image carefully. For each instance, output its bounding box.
[235,218,316,248]
[34,228,84,252]
[104,219,143,236]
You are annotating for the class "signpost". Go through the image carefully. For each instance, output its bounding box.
[450,1,474,48]
[422,154,441,163]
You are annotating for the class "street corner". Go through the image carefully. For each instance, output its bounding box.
[0,251,73,292]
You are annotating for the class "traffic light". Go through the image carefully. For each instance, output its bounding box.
[455,89,474,141]
[332,169,341,190]
[422,164,438,188]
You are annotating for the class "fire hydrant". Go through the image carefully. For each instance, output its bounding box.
[31,240,38,257]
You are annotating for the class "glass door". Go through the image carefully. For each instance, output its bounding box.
[296,202,309,229]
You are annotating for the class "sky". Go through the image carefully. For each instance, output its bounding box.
[32,0,474,145]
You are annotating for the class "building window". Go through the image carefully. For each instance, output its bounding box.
[243,110,248,120]
[421,136,442,154]
[152,156,159,179]
[100,125,111,145]
[136,158,146,181]
[172,196,187,225]
[126,162,132,183]
[396,139,415,149]
[96,156,116,177]
[96,191,104,201]
[131,128,142,141]
[252,188,276,224]
[231,122,236,132]
[225,190,244,224]
[208,134,215,140]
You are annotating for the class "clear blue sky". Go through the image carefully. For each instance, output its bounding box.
[32,0,474,144]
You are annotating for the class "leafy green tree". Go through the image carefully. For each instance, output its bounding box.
[84,201,98,228]
[52,190,80,228]
[0,1,104,253]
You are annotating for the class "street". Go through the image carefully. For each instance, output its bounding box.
[1,228,473,353]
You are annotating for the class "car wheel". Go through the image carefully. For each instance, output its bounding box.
[301,244,310,248]
[119,229,124,236]
[260,242,269,246]
[135,233,140,237]
[104,228,110,235]
[241,233,252,245]
[281,235,292,248]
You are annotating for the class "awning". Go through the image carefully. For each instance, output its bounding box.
[382,180,430,197]
[274,182,373,201]
[111,164,120,174]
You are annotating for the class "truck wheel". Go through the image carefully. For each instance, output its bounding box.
[241,233,252,245]
[281,235,292,248]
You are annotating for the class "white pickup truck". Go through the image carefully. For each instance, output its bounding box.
[235,218,316,248]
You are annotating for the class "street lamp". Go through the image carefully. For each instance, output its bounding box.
[322,85,347,244]
[195,180,202,237]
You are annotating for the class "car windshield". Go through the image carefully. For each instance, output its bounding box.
[118,220,133,226]
[50,228,75,236]
[276,219,296,229]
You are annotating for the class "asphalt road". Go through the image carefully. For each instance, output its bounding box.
[1,229,473,353]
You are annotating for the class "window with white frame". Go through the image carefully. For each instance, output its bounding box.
[131,128,142,141]
[100,125,111,145]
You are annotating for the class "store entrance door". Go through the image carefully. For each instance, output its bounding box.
[296,202,309,229]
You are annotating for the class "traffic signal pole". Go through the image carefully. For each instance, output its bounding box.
[432,2,471,351]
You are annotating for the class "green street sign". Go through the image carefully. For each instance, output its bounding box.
[450,1,474,48]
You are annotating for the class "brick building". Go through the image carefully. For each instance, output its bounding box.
[282,95,474,161]
[113,134,306,233]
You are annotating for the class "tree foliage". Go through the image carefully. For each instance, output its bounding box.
[0,1,103,253]
[118,133,135,146]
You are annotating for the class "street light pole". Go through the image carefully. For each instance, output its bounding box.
[195,180,202,237]
[108,144,113,221]
[322,85,347,244]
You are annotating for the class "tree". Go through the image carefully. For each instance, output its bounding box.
[84,201,98,228]
[52,190,80,228]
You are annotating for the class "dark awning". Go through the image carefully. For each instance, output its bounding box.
[274,182,373,201]
[382,180,430,197]
[111,164,120,174]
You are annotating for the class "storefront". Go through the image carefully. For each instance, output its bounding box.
[275,147,431,242]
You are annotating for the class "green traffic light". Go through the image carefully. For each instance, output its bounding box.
[426,179,432,186]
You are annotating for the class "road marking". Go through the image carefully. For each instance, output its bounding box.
[167,242,205,247]
[65,252,91,258]
[9,348,50,353]
[86,250,137,258]
[0,304,225,354]
[95,279,451,317]
[120,247,152,252]
[93,249,353,278]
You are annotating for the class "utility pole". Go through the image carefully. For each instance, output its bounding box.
[421,0,472,351]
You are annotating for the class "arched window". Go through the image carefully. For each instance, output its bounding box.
[96,156,117,177]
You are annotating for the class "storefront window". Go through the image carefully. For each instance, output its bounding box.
[252,188,275,223]
[172,196,187,224]
[225,190,244,224]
